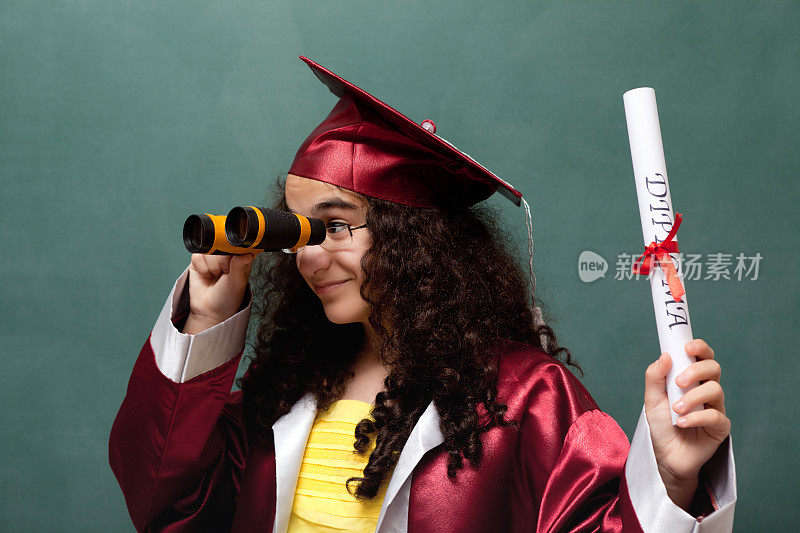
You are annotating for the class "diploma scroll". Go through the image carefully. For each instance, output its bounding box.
[623,88,700,425]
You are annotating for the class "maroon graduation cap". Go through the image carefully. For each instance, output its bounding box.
[289,56,524,208]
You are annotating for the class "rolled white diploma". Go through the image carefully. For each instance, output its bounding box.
[624,87,700,425]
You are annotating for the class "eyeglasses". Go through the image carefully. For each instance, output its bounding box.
[281,222,368,254]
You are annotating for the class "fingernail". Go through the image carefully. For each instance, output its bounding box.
[676,374,686,387]
[673,400,685,413]
[687,340,696,351]
[677,417,687,426]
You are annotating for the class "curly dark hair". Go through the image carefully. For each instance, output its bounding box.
[237,174,579,499]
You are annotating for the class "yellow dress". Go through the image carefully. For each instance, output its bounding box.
[286,399,393,532]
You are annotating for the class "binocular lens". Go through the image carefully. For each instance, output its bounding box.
[224,207,258,248]
[182,213,256,255]
[183,214,214,254]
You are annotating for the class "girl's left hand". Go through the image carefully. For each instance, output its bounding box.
[644,339,731,510]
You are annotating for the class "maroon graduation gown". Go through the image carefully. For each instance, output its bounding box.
[110,330,719,532]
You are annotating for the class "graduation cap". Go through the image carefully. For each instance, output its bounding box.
[288,56,537,299]
[289,56,525,209]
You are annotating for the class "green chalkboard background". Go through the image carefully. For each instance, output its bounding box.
[2,1,797,530]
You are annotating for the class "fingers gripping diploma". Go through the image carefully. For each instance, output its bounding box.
[644,339,732,510]
[183,253,257,335]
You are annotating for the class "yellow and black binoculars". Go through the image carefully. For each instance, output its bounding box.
[183,206,326,255]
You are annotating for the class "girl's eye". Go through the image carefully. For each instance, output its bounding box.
[326,222,349,236]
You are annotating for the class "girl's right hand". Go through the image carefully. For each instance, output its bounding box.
[182,253,257,334]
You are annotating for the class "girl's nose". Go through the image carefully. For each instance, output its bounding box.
[296,244,332,275]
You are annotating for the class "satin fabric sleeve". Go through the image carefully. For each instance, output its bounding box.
[625,407,736,532]
[150,266,252,383]
[519,361,734,532]
[109,270,252,531]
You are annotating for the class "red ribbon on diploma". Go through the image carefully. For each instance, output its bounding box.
[632,213,686,302]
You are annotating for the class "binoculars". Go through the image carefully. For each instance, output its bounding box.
[183,206,326,255]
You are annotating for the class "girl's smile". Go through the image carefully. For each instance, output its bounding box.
[313,279,351,294]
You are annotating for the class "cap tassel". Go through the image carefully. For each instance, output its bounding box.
[521,196,536,300]
[522,196,547,348]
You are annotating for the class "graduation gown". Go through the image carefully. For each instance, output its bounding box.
[109,269,737,532]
